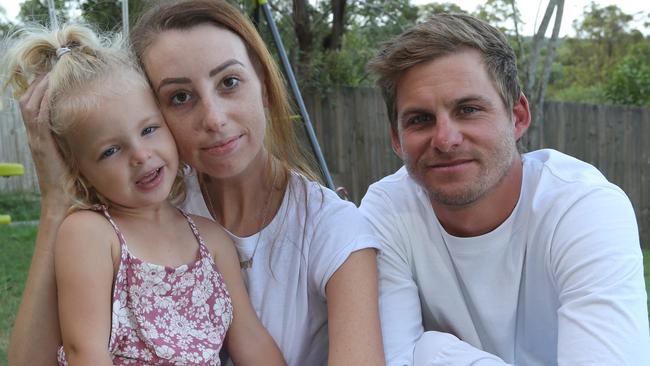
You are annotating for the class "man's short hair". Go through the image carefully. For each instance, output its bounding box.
[368,13,522,135]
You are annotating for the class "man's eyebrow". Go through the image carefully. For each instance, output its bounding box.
[156,59,245,93]
[452,95,493,106]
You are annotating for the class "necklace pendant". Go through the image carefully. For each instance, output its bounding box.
[240,258,253,269]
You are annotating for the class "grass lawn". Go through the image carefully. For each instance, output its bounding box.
[0,192,40,365]
[0,192,648,365]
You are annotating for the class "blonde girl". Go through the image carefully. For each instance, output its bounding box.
[3,22,284,366]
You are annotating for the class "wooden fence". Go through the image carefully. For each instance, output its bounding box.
[2,87,649,247]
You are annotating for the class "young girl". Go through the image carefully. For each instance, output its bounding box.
[3,23,285,366]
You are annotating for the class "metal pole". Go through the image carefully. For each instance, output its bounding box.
[122,0,129,39]
[46,0,58,28]
[258,0,336,191]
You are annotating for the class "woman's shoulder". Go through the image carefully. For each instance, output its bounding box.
[287,172,371,232]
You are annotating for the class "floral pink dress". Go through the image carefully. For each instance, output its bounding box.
[57,206,233,365]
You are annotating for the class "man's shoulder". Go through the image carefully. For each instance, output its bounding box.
[523,149,624,199]
[363,166,418,202]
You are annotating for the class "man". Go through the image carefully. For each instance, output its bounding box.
[360,13,650,365]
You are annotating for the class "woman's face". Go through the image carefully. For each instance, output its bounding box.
[143,24,268,179]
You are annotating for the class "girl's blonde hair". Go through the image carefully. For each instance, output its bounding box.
[2,22,186,211]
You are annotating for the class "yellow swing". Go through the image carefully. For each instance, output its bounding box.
[0,163,25,224]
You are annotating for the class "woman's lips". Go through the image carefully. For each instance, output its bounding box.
[204,135,242,156]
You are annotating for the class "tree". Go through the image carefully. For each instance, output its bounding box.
[79,0,152,33]
[18,0,70,25]
[521,0,564,150]
[547,3,644,104]
[604,42,650,106]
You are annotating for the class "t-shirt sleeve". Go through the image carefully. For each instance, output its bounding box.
[551,186,650,365]
[307,193,381,299]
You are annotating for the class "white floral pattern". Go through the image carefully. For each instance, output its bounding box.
[58,207,233,365]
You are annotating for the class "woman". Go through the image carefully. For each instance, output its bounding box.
[7,1,384,365]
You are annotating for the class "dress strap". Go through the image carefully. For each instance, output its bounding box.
[177,209,212,260]
[91,204,127,248]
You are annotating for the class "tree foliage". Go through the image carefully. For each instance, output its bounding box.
[8,0,650,108]
[548,2,648,106]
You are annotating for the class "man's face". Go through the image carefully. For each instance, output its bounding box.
[392,48,530,207]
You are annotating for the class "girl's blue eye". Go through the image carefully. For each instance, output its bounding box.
[100,146,119,159]
[142,126,157,136]
[171,92,191,105]
[222,77,240,89]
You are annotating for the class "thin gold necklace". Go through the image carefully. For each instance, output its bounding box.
[199,168,277,269]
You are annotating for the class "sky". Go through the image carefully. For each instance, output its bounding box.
[1,0,648,36]
[412,0,649,36]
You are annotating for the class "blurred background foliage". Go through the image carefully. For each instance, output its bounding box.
[1,0,649,107]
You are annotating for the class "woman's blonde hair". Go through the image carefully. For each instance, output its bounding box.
[130,0,320,184]
[2,22,186,211]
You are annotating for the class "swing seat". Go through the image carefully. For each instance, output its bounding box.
[0,163,24,177]
[1,163,25,225]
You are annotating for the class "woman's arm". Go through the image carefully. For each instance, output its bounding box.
[8,75,71,366]
[195,217,286,366]
[326,248,385,366]
[55,212,115,366]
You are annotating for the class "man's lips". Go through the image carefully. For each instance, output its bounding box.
[429,159,474,169]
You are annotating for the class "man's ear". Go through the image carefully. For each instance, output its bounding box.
[512,92,531,140]
[390,126,403,158]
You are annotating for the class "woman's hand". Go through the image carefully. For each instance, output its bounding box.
[19,74,70,206]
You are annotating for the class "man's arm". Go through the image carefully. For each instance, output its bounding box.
[551,188,650,365]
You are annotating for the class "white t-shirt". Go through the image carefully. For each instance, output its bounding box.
[182,171,380,366]
[360,149,650,365]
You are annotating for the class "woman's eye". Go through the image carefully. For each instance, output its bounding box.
[142,126,158,136]
[100,146,119,159]
[222,76,240,90]
[171,92,192,105]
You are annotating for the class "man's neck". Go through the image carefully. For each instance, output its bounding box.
[432,157,523,237]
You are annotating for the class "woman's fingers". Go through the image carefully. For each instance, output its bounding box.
[18,74,71,202]
[19,74,50,130]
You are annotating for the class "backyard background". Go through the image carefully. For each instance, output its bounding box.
[2,0,650,365]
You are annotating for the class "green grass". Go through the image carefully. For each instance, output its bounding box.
[0,192,40,365]
[0,192,41,222]
[0,224,37,365]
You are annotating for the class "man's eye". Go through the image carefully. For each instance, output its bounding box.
[171,92,192,105]
[408,114,432,125]
[460,106,478,114]
[100,146,119,159]
[222,77,240,89]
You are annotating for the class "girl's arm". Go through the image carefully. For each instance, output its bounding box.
[194,217,286,366]
[8,75,71,366]
[325,248,385,366]
[54,211,115,365]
